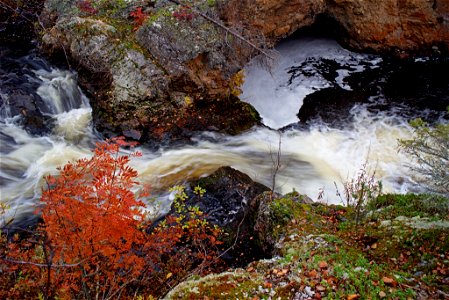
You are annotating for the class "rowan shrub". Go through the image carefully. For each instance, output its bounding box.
[0,137,222,299]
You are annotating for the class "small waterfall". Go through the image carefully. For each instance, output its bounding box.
[0,48,95,226]
[35,68,89,115]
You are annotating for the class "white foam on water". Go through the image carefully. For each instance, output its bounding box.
[241,38,381,129]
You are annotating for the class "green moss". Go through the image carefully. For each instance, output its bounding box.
[242,102,261,122]
[368,193,449,220]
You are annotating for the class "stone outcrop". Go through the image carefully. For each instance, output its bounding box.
[327,0,449,55]
[39,0,260,145]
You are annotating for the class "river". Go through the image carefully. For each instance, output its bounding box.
[1,37,448,227]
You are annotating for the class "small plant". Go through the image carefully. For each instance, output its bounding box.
[76,0,98,14]
[342,161,382,225]
[230,70,245,97]
[130,7,148,30]
[172,7,194,21]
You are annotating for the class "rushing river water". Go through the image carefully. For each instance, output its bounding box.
[1,37,448,227]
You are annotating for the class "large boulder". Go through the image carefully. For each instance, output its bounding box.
[39,1,260,145]
[184,166,271,265]
[327,0,449,55]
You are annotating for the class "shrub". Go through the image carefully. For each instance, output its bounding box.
[1,138,221,299]
[342,161,382,225]
[399,118,449,198]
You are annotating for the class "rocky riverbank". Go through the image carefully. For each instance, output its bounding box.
[165,183,449,299]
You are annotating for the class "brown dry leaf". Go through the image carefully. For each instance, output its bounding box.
[316,285,326,292]
[382,276,395,286]
[327,277,335,284]
[379,291,387,298]
[247,267,255,272]
[371,243,377,249]
[319,261,328,269]
[347,294,360,300]
[264,282,272,288]
[309,269,318,278]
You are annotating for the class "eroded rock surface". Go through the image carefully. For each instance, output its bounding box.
[222,0,449,55]
[185,166,271,265]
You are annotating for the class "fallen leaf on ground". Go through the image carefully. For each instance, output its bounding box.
[319,261,328,269]
[382,276,396,286]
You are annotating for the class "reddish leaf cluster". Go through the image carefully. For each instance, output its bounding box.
[172,8,194,21]
[76,0,98,14]
[130,7,148,30]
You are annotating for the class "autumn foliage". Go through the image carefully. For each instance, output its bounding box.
[0,138,221,299]
[130,7,148,30]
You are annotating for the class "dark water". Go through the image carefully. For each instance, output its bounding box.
[297,56,449,128]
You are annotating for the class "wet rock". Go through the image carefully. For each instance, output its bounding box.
[37,0,447,144]
[185,166,271,265]
[297,57,449,127]
[0,48,54,135]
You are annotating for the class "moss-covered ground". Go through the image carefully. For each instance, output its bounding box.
[165,193,449,299]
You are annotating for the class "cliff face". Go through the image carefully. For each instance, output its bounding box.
[36,0,448,144]
[222,0,449,55]
[327,0,449,55]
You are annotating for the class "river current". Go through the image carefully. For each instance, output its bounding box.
[1,37,448,227]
